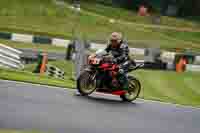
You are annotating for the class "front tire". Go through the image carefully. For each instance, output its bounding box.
[120,76,141,102]
[77,71,96,96]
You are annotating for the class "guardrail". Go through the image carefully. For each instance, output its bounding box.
[0,43,24,69]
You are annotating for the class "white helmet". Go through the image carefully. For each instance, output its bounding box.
[109,32,123,43]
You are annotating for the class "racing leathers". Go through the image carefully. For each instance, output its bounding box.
[105,42,132,91]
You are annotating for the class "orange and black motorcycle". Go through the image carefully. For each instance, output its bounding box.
[77,50,143,102]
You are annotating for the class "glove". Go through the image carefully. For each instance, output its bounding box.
[118,69,124,74]
[113,59,118,64]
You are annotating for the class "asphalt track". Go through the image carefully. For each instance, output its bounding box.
[0,80,200,133]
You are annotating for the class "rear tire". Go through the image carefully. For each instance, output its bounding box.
[77,71,96,96]
[120,76,141,102]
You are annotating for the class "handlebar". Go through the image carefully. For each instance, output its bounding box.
[128,63,144,72]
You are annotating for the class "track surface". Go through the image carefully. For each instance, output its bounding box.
[0,80,200,133]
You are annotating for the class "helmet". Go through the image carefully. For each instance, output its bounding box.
[109,32,123,44]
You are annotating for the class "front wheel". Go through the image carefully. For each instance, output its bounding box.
[77,71,96,96]
[120,76,141,102]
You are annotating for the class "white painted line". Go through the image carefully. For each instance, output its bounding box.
[137,99,200,110]
[94,92,200,109]
[0,79,70,90]
[92,92,200,109]
[11,33,33,43]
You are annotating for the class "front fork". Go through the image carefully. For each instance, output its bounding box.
[84,66,98,88]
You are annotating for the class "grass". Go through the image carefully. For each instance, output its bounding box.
[161,30,200,45]
[24,60,75,80]
[0,38,96,57]
[0,60,75,88]
[79,1,200,29]
[0,0,200,51]
[1,59,200,107]
[0,39,66,53]
[134,70,200,107]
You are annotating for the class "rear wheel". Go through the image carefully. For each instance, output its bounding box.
[77,71,96,96]
[120,76,141,102]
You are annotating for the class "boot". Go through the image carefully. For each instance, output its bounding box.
[118,74,129,91]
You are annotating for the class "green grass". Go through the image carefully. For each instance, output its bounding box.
[1,59,200,107]
[161,30,200,45]
[0,60,75,88]
[0,0,200,51]
[80,1,200,29]
[134,70,200,107]
[24,60,74,80]
[0,39,66,53]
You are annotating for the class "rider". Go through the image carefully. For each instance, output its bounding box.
[105,32,133,91]
[75,32,133,96]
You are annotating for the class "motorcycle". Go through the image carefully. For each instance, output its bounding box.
[77,49,143,102]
